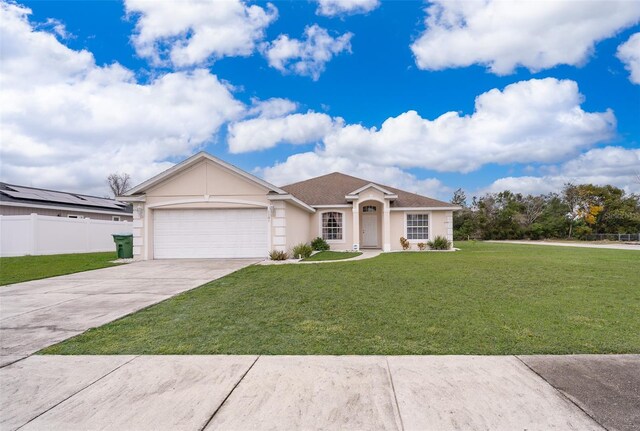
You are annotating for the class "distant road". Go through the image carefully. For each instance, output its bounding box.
[487,240,640,251]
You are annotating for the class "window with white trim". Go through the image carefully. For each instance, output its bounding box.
[112,216,121,221]
[406,214,428,240]
[322,212,343,240]
[362,205,376,213]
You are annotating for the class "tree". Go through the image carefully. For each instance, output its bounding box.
[451,188,467,207]
[107,173,131,197]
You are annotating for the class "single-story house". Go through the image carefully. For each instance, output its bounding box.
[0,182,133,221]
[119,152,460,259]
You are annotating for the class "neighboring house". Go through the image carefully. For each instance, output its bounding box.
[119,152,460,259]
[0,182,133,221]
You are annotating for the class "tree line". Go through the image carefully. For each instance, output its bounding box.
[451,183,640,240]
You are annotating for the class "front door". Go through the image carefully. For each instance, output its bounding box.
[362,214,378,247]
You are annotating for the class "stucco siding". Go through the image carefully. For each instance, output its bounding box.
[310,207,353,251]
[389,210,453,251]
[145,160,271,206]
[285,202,312,251]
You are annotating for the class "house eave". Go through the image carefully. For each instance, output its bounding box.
[116,195,146,202]
[267,194,316,213]
[390,206,462,211]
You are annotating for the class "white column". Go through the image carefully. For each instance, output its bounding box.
[352,204,359,250]
[383,202,391,252]
[143,205,151,260]
[132,204,144,259]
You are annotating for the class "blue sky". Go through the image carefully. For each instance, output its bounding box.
[2,0,639,199]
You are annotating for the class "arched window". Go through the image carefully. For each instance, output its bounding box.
[321,212,343,240]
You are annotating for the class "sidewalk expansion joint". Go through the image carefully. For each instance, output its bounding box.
[513,355,609,431]
[198,355,261,431]
[15,355,140,430]
[385,356,405,431]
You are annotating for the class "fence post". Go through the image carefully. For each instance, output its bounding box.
[30,213,38,255]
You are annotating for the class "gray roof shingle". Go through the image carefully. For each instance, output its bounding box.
[281,172,453,208]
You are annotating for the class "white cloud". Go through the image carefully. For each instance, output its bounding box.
[228,112,340,153]
[246,97,298,119]
[617,32,640,84]
[257,152,451,199]
[125,0,277,67]
[0,2,244,196]
[263,24,352,80]
[484,147,640,195]
[238,78,615,173]
[316,0,380,17]
[248,77,618,200]
[411,0,640,75]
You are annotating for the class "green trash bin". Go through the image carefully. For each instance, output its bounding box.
[112,234,133,259]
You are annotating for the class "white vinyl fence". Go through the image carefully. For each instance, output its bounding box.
[0,214,132,257]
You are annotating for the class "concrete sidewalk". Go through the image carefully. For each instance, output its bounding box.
[0,259,256,366]
[3,355,636,431]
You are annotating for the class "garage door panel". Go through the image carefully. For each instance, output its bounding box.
[154,209,268,259]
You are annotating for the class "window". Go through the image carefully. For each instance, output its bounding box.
[362,205,377,213]
[322,212,343,240]
[112,216,121,221]
[406,214,428,240]
[67,214,84,219]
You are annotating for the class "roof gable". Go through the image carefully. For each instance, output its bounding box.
[281,172,455,208]
[124,152,287,196]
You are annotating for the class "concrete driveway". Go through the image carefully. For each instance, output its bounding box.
[0,259,257,366]
[3,354,637,431]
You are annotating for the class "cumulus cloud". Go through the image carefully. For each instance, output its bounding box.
[316,0,380,17]
[263,24,352,80]
[228,112,340,153]
[125,0,277,67]
[411,0,640,75]
[237,78,615,174]
[257,152,451,199]
[0,2,244,196]
[484,147,640,195]
[617,32,640,84]
[246,97,298,119]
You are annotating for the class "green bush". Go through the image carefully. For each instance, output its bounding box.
[269,250,289,261]
[292,243,313,259]
[310,237,330,251]
[427,236,451,250]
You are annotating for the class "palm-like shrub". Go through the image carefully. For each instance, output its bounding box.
[427,236,451,250]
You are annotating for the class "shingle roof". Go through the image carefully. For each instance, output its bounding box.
[281,172,454,208]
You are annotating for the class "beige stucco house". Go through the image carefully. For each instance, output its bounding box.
[119,152,459,259]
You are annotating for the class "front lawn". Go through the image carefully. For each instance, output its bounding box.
[41,242,640,355]
[302,251,362,261]
[0,252,120,286]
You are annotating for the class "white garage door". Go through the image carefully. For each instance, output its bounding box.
[153,209,268,259]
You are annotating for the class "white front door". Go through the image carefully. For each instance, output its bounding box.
[362,214,378,247]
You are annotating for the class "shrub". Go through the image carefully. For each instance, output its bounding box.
[310,237,330,251]
[427,236,451,250]
[291,243,313,259]
[399,237,410,250]
[269,250,289,261]
[417,242,427,251]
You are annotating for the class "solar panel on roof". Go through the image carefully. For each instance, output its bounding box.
[3,186,127,210]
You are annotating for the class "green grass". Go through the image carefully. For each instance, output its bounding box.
[41,242,640,355]
[0,252,120,286]
[302,251,362,261]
